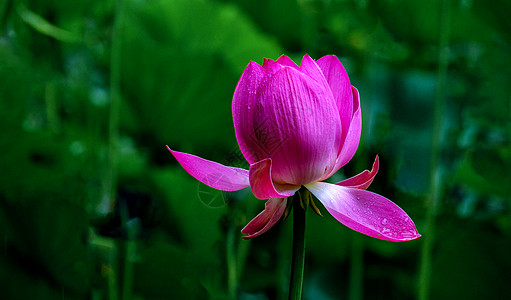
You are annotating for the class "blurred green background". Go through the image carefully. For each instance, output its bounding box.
[1,0,510,299]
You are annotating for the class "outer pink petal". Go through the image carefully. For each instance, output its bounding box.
[300,54,343,176]
[325,86,362,177]
[300,55,333,91]
[249,158,300,199]
[262,58,285,75]
[276,55,300,69]
[241,197,287,240]
[305,182,420,242]
[337,86,362,168]
[336,155,379,190]
[232,61,268,164]
[316,55,353,151]
[167,146,250,191]
[251,67,341,185]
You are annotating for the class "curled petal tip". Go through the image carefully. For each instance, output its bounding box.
[242,198,288,240]
[335,155,379,190]
[249,158,300,199]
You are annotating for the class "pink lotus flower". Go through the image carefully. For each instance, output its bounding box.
[167,54,420,242]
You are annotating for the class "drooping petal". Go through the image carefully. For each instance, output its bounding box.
[167,146,250,191]
[316,55,353,151]
[336,155,379,190]
[241,197,287,240]
[249,66,341,185]
[232,61,267,164]
[305,182,420,242]
[249,158,300,199]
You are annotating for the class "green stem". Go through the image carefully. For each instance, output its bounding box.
[418,0,451,299]
[110,1,129,299]
[109,0,123,186]
[104,0,123,215]
[0,0,9,30]
[288,191,306,300]
[120,201,135,300]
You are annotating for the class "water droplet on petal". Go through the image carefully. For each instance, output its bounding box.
[381,218,388,225]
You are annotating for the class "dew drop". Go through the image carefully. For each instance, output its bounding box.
[381,218,388,225]
[381,227,390,234]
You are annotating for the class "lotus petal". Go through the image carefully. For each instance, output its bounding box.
[242,198,288,240]
[250,67,341,185]
[305,181,420,242]
[249,158,300,199]
[167,146,249,191]
[336,155,379,190]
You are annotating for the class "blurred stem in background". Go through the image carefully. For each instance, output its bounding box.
[16,3,80,43]
[45,82,60,134]
[109,1,134,300]
[226,226,237,299]
[105,0,124,216]
[91,234,119,300]
[418,0,451,299]
[0,0,10,35]
[349,231,364,300]
[120,202,136,300]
